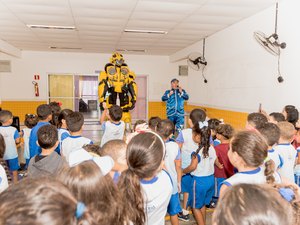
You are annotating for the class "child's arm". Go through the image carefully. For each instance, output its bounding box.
[215,158,224,169]
[182,154,198,174]
[174,148,182,193]
[14,129,21,146]
[100,108,108,125]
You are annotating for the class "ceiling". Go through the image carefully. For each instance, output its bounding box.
[0,0,277,55]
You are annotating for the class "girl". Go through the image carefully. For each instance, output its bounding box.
[57,109,73,153]
[0,178,97,225]
[176,108,206,221]
[0,134,10,192]
[208,118,221,146]
[118,132,172,225]
[183,121,216,225]
[219,130,278,198]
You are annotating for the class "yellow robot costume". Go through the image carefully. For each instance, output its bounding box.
[98,52,138,128]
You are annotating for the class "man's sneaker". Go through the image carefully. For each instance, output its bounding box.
[178,212,190,222]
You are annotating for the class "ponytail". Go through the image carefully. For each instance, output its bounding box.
[264,159,275,184]
[118,169,145,225]
[193,122,211,158]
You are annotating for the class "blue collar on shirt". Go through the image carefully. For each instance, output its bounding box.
[112,122,121,126]
[239,167,261,174]
[268,149,275,153]
[140,176,158,184]
[1,125,11,127]
[277,143,291,146]
[69,135,81,138]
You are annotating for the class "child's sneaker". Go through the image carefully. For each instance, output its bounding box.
[178,212,190,221]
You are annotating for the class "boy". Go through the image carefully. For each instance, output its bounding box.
[246,112,268,131]
[148,116,162,132]
[61,112,93,162]
[100,139,127,183]
[0,110,20,183]
[274,121,297,183]
[29,104,52,159]
[100,104,125,147]
[258,122,281,170]
[157,119,182,225]
[28,125,66,177]
[269,112,285,124]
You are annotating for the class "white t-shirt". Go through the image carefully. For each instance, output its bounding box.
[176,128,198,169]
[191,146,216,177]
[164,141,181,194]
[101,121,125,147]
[22,128,31,160]
[61,136,93,162]
[0,126,19,160]
[141,170,172,225]
[0,165,8,193]
[267,149,281,170]
[274,143,297,183]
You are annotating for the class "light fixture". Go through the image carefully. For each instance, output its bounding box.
[124,29,167,34]
[27,25,76,30]
[116,49,146,53]
[49,46,82,50]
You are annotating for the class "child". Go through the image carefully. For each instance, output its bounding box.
[213,183,295,225]
[0,134,9,192]
[182,121,216,225]
[100,105,125,147]
[269,112,285,124]
[57,109,73,152]
[274,121,297,183]
[61,111,93,162]
[212,124,235,204]
[219,130,279,198]
[246,112,268,131]
[157,119,182,225]
[148,116,162,132]
[0,178,98,225]
[29,104,52,159]
[208,118,221,146]
[100,140,127,183]
[282,105,299,128]
[0,110,20,183]
[49,101,62,127]
[118,132,172,225]
[294,128,300,186]
[176,108,206,221]
[28,125,66,177]
[258,122,281,170]
[21,113,38,167]
[126,120,149,143]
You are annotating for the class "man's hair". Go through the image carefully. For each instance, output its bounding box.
[148,116,162,131]
[108,105,123,122]
[258,122,280,146]
[247,112,268,129]
[37,125,58,149]
[0,110,12,123]
[156,119,174,139]
[100,140,127,164]
[37,104,52,120]
[277,121,295,141]
[66,112,84,132]
[269,112,285,123]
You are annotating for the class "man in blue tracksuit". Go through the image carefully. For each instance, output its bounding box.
[162,79,189,133]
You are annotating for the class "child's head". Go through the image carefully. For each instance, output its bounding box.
[49,102,62,127]
[58,160,123,224]
[277,121,295,142]
[188,108,206,127]
[24,114,38,128]
[0,134,5,159]
[100,140,127,166]
[66,112,84,133]
[258,122,280,147]
[0,110,13,125]
[192,121,211,158]
[208,118,222,138]
[37,125,58,150]
[58,109,73,128]
[0,178,97,225]
[148,116,161,131]
[247,112,268,130]
[36,104,52,121]
[212,183,295,225]
[283,105,296,119]
[269,112,285,124]
[156,119,175,140]
[118,132,165,225]
[286,108,299,128]
[108,105,123,122]
[216,124,234,141]
[83,144,101,156]
[133,120,146,132]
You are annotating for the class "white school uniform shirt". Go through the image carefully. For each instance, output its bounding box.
[176,128,198,169]
[164,141,181,194]
[274,143,297,183]
[141,170,172,225]
[22,128,31,160]
[0,165,8,193]
[101,121,125,147]
[61,136,93,162]
[58,128,70,150]
[0,126,19,160]
[268,149,281,170]
[191,146,216,177]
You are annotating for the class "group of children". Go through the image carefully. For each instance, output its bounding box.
[0,102,300,225]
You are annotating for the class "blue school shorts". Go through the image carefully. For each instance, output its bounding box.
[167,193,182,216]
[214,177,226,198]
[181,173,193,193]
[188,175,214,209]
[6,157,20,171]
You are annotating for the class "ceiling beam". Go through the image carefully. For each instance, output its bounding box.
[0,39,22,58]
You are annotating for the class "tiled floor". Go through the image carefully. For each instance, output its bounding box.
[165,209,213,225]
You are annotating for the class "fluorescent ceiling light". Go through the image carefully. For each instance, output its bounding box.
[27,25,76,30]
[49,46,82,50]
[124,29,167,34]
[116,49,146,53]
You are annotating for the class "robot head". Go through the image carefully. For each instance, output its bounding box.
[110,52,124,67]
[104,63,117,76]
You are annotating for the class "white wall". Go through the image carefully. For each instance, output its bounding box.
[170,0,299,113]
[0,51,188,102]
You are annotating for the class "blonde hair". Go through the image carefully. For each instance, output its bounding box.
[277,121,295,141]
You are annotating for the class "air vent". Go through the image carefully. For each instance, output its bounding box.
[0,60,11,72]
[179,65,188,76]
